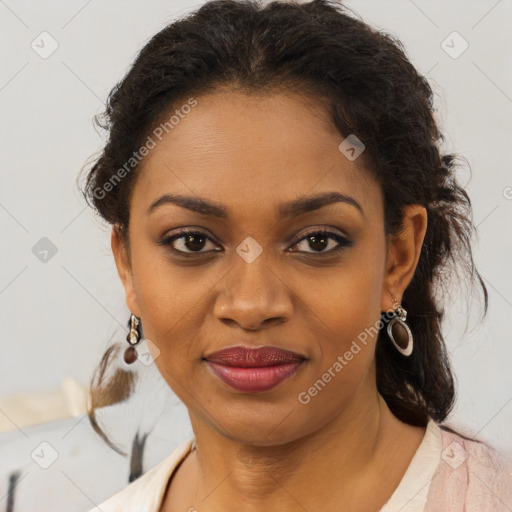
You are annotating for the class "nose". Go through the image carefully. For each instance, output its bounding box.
[213,248,293,331]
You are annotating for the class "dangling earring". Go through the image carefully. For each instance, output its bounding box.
[124,314,141,364]
[387,300,413,357]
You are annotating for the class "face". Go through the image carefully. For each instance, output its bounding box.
[112,89,426,446]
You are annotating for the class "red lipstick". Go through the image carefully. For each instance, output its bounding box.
[204,345,305,393]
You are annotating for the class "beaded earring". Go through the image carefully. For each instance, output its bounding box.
[124,314,142,364]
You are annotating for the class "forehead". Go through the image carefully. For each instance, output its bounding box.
[130,90,381,222]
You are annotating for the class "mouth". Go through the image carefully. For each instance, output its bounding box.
[203,345,306,393]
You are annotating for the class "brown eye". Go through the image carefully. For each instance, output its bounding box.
[291,230,353,254]
[161,230,219,254]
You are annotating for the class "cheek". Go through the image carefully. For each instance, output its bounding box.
[128,242,204,359]
[300,235,385,397]
[295,263,385,424]
[310,236,385,345]
[308,288,379,394]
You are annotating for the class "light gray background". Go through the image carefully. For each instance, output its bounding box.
[1,0,511,459]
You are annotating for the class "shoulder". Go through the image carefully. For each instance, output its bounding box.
[425,422,512,511]
[88,437,195,512]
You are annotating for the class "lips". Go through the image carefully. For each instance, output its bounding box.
[205,345,305,366]
[204,345,306,393]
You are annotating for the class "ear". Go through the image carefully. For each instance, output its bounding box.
[111,225,141,317]
[381,205,428,312]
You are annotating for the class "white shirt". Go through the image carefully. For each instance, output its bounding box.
[380,418,442,511]
[89,418,442,512]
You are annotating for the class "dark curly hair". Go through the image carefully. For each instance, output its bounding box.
[79,0,488,454]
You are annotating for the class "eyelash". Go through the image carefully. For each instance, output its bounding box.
[159,228,353,256]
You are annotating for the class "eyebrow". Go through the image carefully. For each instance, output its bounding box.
[147,191,364,219]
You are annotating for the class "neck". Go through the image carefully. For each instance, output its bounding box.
[170,378,421,512]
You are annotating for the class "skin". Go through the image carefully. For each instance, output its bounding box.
[112,88,428,512]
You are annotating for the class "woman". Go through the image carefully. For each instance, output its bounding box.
[80,0,512,510]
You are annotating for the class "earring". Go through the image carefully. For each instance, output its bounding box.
[387,300,413,357]
[124,314,141,364]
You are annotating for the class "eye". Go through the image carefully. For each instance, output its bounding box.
[160,230,220,254]
[290,229,353,254]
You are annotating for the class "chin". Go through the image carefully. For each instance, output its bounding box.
[205,401,323,448]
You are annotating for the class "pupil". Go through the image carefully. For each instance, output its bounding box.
[309,234,327,251]
[185,234,205,251]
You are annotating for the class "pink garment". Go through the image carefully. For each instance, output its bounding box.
[424,426,512,511]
